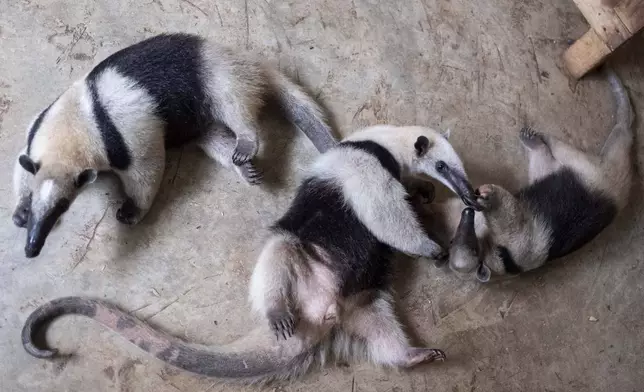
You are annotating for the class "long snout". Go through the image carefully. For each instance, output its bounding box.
[25,199,70,258]
[436,162,483,210]
[453,207,479,252]
[26,219,54,258]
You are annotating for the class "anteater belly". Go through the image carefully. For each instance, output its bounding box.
[518,168,617,260]
[274,178,392,297]
[87,34,213,148]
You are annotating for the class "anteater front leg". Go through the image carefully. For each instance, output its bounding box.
[115,150,165,225]
[12,149,32,228]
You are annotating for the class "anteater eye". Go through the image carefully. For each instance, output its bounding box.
[436,161,447,172]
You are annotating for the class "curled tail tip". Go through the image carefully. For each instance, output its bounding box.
[23,342,58,359]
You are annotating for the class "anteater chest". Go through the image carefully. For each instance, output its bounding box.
[274,179,392,297]
[517,168,617,260]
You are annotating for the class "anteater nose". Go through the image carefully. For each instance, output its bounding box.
[25,245,41,258]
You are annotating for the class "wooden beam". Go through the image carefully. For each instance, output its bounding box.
[572,0,631,48]
[614,0,644,33]
[563,29,612,79]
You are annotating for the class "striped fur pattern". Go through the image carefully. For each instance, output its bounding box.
[415,68,634,282]
[12,33,338,258]
[22,125,481,382]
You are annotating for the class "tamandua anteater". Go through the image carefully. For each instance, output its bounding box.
[12,33,337,258]
[415,68,634,282]
[22,125,480,383]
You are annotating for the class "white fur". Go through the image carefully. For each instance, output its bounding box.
[311,147,440,257]
[39,180,54,200]
[311,125,472,258]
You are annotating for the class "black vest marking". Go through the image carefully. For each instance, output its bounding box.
[339,140,401,180]
[517,168,617,260]
[497,246,522,274]
[274,178,392,297]
[26,103,53,156]
[86,33,213,148]
[86,78,132,170]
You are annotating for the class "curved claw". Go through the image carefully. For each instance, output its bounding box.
[519,127,546,149]
[268,311,296,341]
[239,163,264,185]
[232,151,252,166]
[232,138,258,166]
[426,349,447,362]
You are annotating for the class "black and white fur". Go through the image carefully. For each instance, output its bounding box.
[22,125,480,383]
[12,33,337,258]
[415,68,634,282]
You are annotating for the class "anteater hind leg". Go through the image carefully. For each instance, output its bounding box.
[115,148,165,225]
[342,292,445,368]
[522,127,603,185]
[197,126,263,185]
[218,102,262,166]
[249,235,299,340]
[519,127,561,183]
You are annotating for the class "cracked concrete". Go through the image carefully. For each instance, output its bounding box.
[1,0,644,391]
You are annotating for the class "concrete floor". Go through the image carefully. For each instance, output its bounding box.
[1,0,643,391]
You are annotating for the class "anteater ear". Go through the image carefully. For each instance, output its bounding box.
[476,263,491,283]
[414,136,432,157]
[441,128,451,140]
[19,155,40,175]
[75,169,98,188]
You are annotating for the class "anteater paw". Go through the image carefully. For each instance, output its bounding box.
[116,198,142,225]
[232,138,258,166]
[268,310,296,340]
[519,127,546,149]
[238,162,263,185]
[13,195,31,228]
[403,347,447,368]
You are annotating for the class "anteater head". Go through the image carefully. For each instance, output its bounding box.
[18,155,97,258]
[408,128,482,210]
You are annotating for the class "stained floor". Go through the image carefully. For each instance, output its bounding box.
[1,0,643,391]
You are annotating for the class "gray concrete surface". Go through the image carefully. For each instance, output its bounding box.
[1,0,643,391]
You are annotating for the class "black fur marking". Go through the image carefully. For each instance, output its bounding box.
[86,33,213,148]
[25,198,71,258]
[26,103,53,155]
[86,78,132,170]
[414,135,430,156]
[274,178,392,297]
[75,169,97,188]
[22,297,98,358]
[497,246,522,275]
[517,168,618,260]
[339,140,400,180]
[116,316,136,330]
[19,155,40,174]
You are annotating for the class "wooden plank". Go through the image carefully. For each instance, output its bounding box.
[563,29,613,79]
[572,0,631,48]
[615,0,644,33]
[601,0,625,8]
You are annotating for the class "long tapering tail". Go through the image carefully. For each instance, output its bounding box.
[22,297,317,383]
[271,71,339,153]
